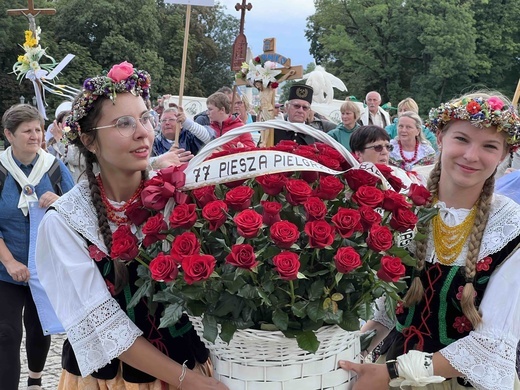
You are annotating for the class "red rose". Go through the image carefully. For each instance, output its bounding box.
[169,203,197,230]
[334,247,362,274]
[407,183,431,206]
[390,207,418,232]
[314,175,344,200]
[293,146,318,161]
[170,232,200,263]
[142,213,168,247]
[304,220,335,249]
[256,173,287,196]
[344,169,380,191]
[192,186,217,208]
[358,205,382,231]
[107,61,134,82]
[466,101,481,115]
[270,82,279,89]
[125,199,152,226]
[202,200,228,231]
[272,140,298,152]
[382,190,411,212]
[376,164,405,192]
[315,143,344,163]
[304,197,327,221]
[270,220,300,249]
[149,252,179,282]
[225,186,254,211]
[234,209,263,238]
[352,185,385,208]
[331,207,363,238]
[182,254,216,284]
[377,255,405,282]
[273,251,300,280]
[225,244,258,269]
[301,171,319,183]
[317,155,341,170]
[367,224,393,252]
[111,225,139,261]
[254,56,261,63]
[261,200,282,225]
[285,179,312,205]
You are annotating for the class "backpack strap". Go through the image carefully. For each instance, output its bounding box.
[0,161,7,195]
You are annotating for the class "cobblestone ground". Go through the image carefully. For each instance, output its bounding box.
[19,332,65,390]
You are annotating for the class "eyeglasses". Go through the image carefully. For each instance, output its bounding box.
[290,103,311,111]
[364,143,393,152]
[93,111,157,137]
[160,118,176,124]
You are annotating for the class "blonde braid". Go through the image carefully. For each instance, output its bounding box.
[403,160,442,307]
[461,175,494,327]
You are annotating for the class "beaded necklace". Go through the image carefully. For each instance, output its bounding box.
[432,201,478,265]
[97,175,144,225]
[398,139,419,166]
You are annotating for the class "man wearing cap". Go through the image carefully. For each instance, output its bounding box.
[359,91,391,127]
[274,84,319,145]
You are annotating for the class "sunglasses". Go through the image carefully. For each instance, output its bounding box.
[364,143,393,152]
[93,111,157,137]
[290,103,311,111]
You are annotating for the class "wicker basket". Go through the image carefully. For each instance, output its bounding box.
[191,317,360,390]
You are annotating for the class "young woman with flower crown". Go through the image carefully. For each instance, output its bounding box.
[340,92,520,389]
[34,62,228,390]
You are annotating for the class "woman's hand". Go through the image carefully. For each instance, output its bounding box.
[338,360,390,390]
[5,259,30,283]
[39,191,60,209]
[153,148,194,169]
[183,372,229,390]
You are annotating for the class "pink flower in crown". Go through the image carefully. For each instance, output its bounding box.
[476,256,492,272]
[107,61,134,82]
[486,97,504,111]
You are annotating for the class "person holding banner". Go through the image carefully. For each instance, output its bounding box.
[339,92,520,389]
[0,104,74,390]
[35,62,227,390]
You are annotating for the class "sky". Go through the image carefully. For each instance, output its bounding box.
[220,0,316,69]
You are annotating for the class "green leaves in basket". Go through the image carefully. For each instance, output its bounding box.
[202,314,218,342]
[159,302,184,328]
[219,321,237,344]
[272,309,289,331]
[295,330,319,354]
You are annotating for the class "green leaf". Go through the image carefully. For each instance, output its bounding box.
[477,276,490,284]
[292,301,308,318]
[202,314,218,343]
[309,279,325,300]
[272,309,289,331]
[307,300,324,322]
[128,280,152,309]
[340,311,361,331]
[159,302,183,328]
[296,330,319,353]
[238,284,259,299]
[219,321,237,343]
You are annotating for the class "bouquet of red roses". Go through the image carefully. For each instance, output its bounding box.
[117,141,435,353]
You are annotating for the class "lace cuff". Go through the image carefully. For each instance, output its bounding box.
[440,330,517,390]
[372,295,395,330]
[67,297,143,377]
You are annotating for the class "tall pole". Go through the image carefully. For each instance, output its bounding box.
[175,5,192,147]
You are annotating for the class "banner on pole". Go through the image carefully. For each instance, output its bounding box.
[164,0,214,6]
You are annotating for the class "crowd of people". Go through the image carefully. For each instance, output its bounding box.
[1,60,520,390]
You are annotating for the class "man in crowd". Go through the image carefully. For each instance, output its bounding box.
[360,91,391,128]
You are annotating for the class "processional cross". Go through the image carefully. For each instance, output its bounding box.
[7,0,56,35]
[231,0,252,71]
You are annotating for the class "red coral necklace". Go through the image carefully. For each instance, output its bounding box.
[97,175,144,225]
[398,140,419,169]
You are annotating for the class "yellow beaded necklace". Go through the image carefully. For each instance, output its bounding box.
[432,201,478,265]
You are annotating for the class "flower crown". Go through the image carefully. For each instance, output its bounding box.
[65,61,151,141]
[427,95,520,145]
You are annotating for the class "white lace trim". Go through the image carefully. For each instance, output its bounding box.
[68,297,142,377]
[408,194,520,266]
[372,296,395,330]
[440,329,517,390]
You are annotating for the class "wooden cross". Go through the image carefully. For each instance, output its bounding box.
[7,0,56,34]
[235,0,252,35]
[231,1,252,71]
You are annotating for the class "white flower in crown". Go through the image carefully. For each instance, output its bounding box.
[62,126,71,133]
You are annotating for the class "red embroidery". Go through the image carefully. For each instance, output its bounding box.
[395,301,404,315]
[456,285,477,301]
[105,279,116,296]
[476,256,492,272]
[453,315,472,333]
[88,245,107,262]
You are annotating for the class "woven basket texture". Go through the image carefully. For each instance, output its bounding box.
[191,317,360,390]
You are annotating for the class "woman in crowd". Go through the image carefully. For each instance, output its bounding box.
[207,91,255,149]
[47,110,68,159]
[349,125,391,165]
[389,111,436,171]
[340,92,520,389]
[0,104,74,390]
[327,100,361,151]
[385,97,438,151]
[35,62,227,389]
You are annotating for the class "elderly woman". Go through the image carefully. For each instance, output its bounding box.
[349,125,392,165]
[389,111,436,171]
[328,100,361,151]
[385,97,438,151]
[0,104,74,390]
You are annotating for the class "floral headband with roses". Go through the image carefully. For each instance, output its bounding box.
[64,61,151,141]
[427,95,520,146]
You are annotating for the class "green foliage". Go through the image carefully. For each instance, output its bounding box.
[0,0,239,115]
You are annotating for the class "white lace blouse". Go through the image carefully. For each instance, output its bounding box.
[35,181,143,377]
[373,194,520,390]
